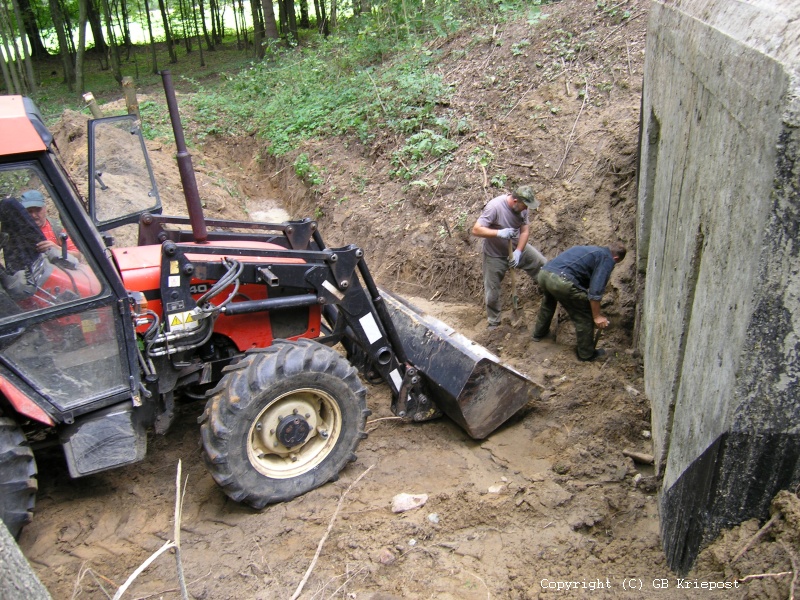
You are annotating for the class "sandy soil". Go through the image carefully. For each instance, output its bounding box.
[14,1,800,599]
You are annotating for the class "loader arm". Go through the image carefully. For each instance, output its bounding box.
[137,232,540,438]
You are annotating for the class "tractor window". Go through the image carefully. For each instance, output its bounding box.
[0,166,104,318]
[88,115,161,231]
[0,165,132,410]
[0,305,128,410]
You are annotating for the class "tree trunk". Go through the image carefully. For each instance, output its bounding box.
[99,0,122,82]
[17,0,47,59]
[10,0,36,91]
[49,0,75,89]
[192,1,205,65]
[118,0,133,58]
[143,0,158,74]
[57,0,76,56]
[210,0,223,45]
[360,0,370,15]
[262,0,278,41]
[158,0,178,63]
[237,0,249,49]
[330,0,336,29]
[250,0,264,59]
[198,0,213,50]
[179,0,192,53]
[298,0,309,28]
[87,0,108,59]
[75,0,88,94]
[231,0,242,48]
[0,7,23,93]
[315,0,328,37]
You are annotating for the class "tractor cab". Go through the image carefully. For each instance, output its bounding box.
[0,97,161,493]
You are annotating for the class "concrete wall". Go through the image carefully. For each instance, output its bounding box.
[637,0,800,572]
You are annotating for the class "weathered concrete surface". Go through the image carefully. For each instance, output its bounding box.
[637,0,800,573]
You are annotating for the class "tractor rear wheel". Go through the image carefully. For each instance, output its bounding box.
[200,339,369,508]
[0,417,37,538]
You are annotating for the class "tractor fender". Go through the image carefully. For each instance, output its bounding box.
[0,376,55,426]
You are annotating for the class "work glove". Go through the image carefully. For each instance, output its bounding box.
[495,228,517,239]
[509,249,523,268]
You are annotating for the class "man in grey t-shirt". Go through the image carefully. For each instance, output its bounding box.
[471,186,547,328]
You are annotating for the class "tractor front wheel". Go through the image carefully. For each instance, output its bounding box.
[200,339,369,508]
[0,416,37,538]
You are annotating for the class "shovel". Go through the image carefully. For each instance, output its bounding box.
[508,240,520,317]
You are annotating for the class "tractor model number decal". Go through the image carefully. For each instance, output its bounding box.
[189,284,209,295]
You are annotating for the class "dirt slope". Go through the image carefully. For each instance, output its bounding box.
[16,1,800,599]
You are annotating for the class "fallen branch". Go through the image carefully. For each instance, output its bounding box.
[366,71,388,116]
[622,449,654,465]
[112,461,188,600]
[738,571,792,583]
[290,465,375,600]
[731,513,780,564]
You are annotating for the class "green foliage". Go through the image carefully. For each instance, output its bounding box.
[491,173,508,188]
[511,39,531,56]
[390,129,458,180]
[294,153,323,186]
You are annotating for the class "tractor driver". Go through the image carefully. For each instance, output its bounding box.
[19,190,80,260]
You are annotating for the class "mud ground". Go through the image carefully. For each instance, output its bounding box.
[16,1,800,598]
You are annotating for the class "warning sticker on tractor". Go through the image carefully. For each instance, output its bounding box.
[168,275,181,288]
[168,311,199,331]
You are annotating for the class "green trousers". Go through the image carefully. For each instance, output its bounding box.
[482,244,546,326]
[533,269,596,360]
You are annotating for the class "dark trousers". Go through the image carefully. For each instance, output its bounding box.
[533,270,596,360]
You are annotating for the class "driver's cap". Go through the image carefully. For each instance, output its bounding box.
[20,190,45,209]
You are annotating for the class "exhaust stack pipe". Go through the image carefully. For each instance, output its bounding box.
[160,70,208,243]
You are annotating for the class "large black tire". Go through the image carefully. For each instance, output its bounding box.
[0,417,37,539]
[200,339,370,508]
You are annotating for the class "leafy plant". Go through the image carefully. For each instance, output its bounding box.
[294,153,323,186]
[391,129,458,179]
[511,39,531,56]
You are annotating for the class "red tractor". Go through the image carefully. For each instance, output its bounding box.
[0,76,539,538]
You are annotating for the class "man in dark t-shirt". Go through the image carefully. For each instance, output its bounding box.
[472,186,547,329]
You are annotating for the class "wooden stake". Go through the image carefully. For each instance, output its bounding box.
[122,77,139,118]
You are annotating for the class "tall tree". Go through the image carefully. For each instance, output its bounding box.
[157,0,178,62]
[17,0,47,59]
[197,0,213,50]
[191,0,205,65]
[142,0,158,73]
[75,0,88,94]
[237,0,249,49]
[0,2,24,93]
[329,0,336,28]
[87,0,108,57]
[118,0,133,52]
[210,0,223,45]
[178,0,192,53]
[313,0,328,37]
[99,0,123,82]
[250,0,264,58]
[278,0,296,43]
[49,0,76,88]
[262,0,278,42]
[298,0,309,28]
[11,0,36,91]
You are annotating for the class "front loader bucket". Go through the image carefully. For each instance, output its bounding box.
[381,290,542,439]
